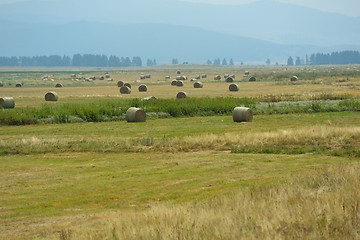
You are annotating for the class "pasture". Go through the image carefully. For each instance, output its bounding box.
[0,65,360,239]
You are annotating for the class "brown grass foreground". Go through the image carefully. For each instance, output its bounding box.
[56,163,360,239]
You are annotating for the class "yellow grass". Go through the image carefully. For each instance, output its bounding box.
[1,65,360,108]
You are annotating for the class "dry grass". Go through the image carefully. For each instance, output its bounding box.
[1,125,359,156]
[47,163,360,240]
[1,65,359,108]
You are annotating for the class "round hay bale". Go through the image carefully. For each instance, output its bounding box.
[15,83,22,87]
[138,84,148,92]
[176,70,181,74]
[171,80,178,86]
[45,91,59,101]
[225,77,234,83]
[290,76,298,81]
[117,80,125,87]
[194,75,200,80]
[176,91,187,99]
[99,76,105,80]
[229,83,239,92]
[193,82,203,88]
[145,74,151,79]
[141,96,157,101]
[124,83,132,89]
[233,107,253,122]
[244,71,250,76]
[140,75,146,80]
[0,97,15,109]
[176,80,184,87]
[201,74,207,78]
[55,83,63,88]
[105,74,111,78]
[214,75,221,80]
[120,86,131,94]
[249,76,257,82]
[0,81,3,87]
[224,74,229,79]
[165,76,171,79]
[176,76,187,80]
[126,107,146,122]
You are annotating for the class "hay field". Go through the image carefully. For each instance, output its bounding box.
[1,65,360,108]
[0,65,360,239]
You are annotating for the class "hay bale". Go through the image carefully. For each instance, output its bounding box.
[225,77,234,83]
[290,76,298,81]
[176,70,181,74]
[194,75,200,80]
[71,74,77,78]
[141,96,157,101]
[193,82,203,88]
[201,74,207,78]
[117,80,125,87]
[224,74,229,79]
[120,86,131,94]
[0,81,3,87]
[45,91,59,101]
[176,91,187,99]
[171,80,178,86]
[249,76,257,82]
[15,83,22,87]
[145,74,151,79]
[140,75,146,80]
[99,76,105,80]
[126,107,146,122]
[176,80,184,87]
[176,76,186,80]
[105,74,111,78]
[124,83,132,89]
[138,84,148,92]
[55,83,63,88]
[229,83,239,92]
[244,71,250,76]
[233,107,253,122]
[0,97,15,109]
[165,76,171,79]
[214,75,221,80]
[230,74,236,78]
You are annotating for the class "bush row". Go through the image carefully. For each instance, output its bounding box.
[0,98,359,125]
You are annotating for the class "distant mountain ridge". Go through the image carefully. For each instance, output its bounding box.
[0,0,359,63]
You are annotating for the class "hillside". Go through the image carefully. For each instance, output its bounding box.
[0,0,359,62]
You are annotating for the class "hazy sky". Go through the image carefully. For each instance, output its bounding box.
[0,0,359,17]
[185,0,360,16]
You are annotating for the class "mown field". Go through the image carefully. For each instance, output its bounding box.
[0,65,360,239]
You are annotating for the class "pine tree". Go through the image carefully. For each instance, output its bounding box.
[287,56,294,66]
[229,58,234,65]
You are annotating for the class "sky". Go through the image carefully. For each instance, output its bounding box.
[0,0,359,17]
[185,0,360,16]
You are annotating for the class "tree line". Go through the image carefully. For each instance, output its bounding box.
[0,54,157,67]
[287,50,360,66]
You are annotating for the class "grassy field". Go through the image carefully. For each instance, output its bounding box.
[0,65,360,239]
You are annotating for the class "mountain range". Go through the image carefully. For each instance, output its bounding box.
[0,0,359,64]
